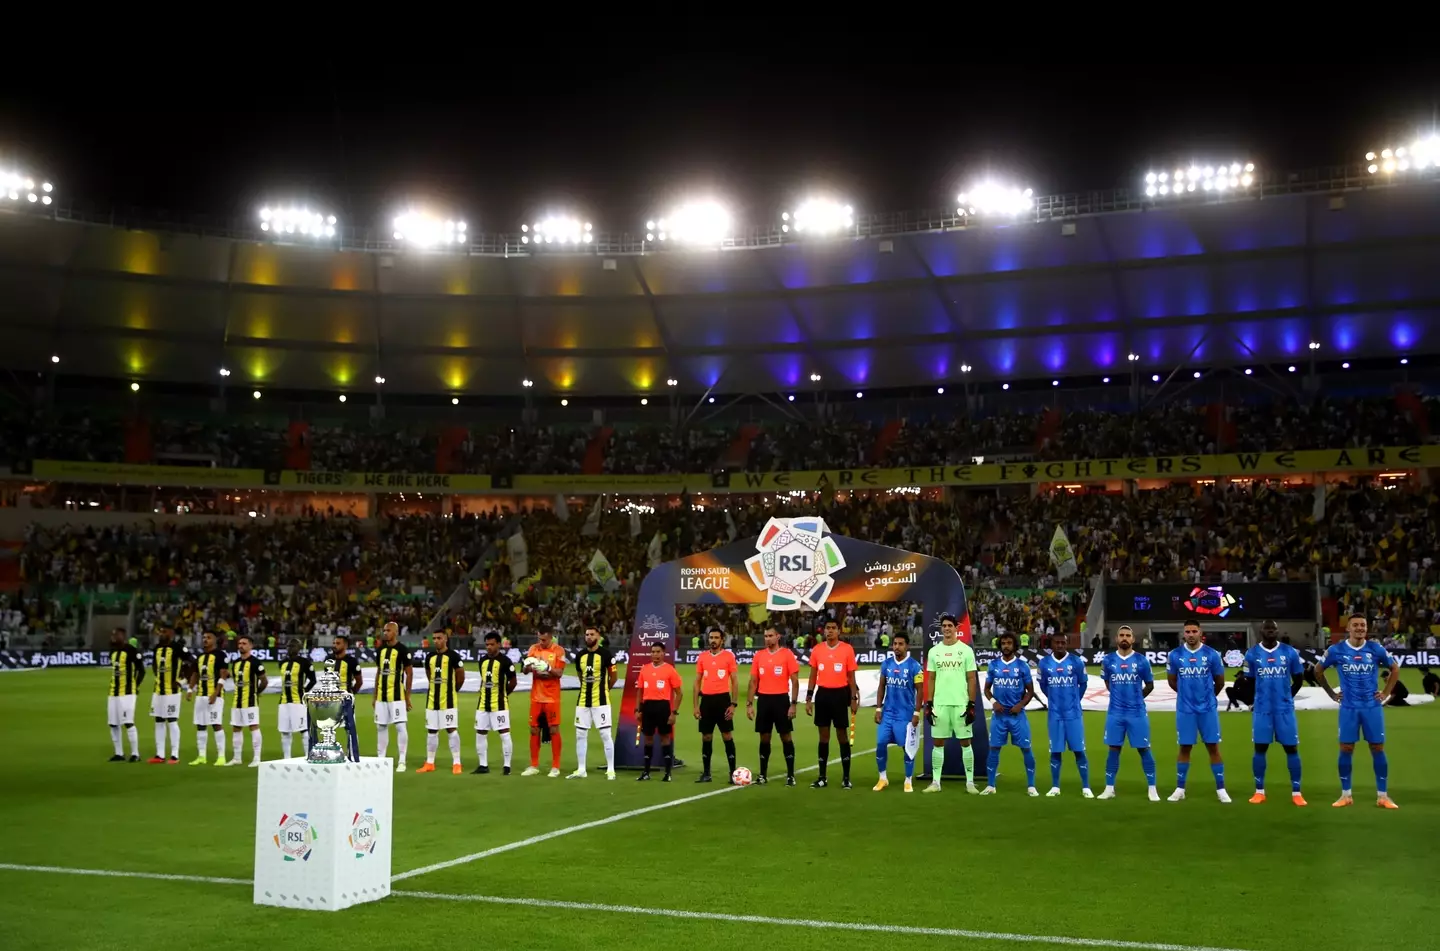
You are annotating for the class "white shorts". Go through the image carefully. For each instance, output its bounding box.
[575,705,612,730]
[426,708,459,731]
[375,700,407,726]
[194,695,224,727]
[150,694,182,720]
[475,709,511,732]
[278,703,308,733]
[230,706,260,728]
[107,695,137,727]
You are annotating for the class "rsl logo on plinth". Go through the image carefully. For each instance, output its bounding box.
[348,808,380,858]
[274,812,317,862]
[745,517,846,611]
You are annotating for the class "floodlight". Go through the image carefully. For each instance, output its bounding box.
[809,373,822,382]
[1,171,53,205]
[781,198,854,235]
[522,215,593,245]
[393,211,467,247]
[1366,136,1440,175]
[1143,162,1255,197]
[644,199,731,245]
[956,182,1033,217]
[258,206,337,238]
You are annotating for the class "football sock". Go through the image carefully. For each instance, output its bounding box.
[196,729,208,758]
[817,742,829,780]
[962,745,975,784]
[662,744,674,776]
[476,733,488,767]
[877,744,890,775]
[1074,752,1089,788]
[903,747,915,779]
[550,733,562,769]
[233,732,244,762]
[395,723,407,760]
[702,739,714,774]
[1372,750,1389,794]
[1286,751,1302,792]
[1252,752,1267,790]
[1139,749,1156,786]
[782,739,796,778]
[1050,752,1062,787]
[168,722,180,758]
[840,743,852,781]
[1177,761,1191,789]
[1105,748,1121,786]
[724,738,736,774]
[377,730,389,760]
[125,725,139,757]
[447,731,461,765]
[1211,761,1225,790]
[1022,748,1037,787]
[986,748,999,786]
[251,730,262,763]
[426,732,438,765]
[281,732,293,759]
[110,726,123,756]
[529,733,541,768]
[501,732,514,768]
[759,740,772,777]
[154,722,167,757]
[1338,749,1353,791]
[933,745,946,784]
[575,729,589,770]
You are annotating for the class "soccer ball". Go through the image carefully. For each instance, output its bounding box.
[523,657,549,674]
[731,767,753,786]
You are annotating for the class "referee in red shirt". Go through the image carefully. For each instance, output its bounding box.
[805,618,859,788]
[692,627,739,783]
[635,642,683,781]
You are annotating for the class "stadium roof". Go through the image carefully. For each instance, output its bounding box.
[1,176,1438,398]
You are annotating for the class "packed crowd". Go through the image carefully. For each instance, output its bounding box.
[2,394,1430,476]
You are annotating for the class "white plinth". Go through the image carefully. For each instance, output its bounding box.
[253,756,394,911]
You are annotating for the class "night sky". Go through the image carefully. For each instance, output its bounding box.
[3,64,1438,236]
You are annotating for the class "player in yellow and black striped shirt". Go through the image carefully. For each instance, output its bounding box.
[147,626,191,764]
[420,630,465,774]
[374,622,413,771]
[227,635,268,767]
[187,632,230,765]
[106,628,145,762]
[473,632,517,775]
[277,640,315,759]
[330,634,363,695]
[568,626,619,779]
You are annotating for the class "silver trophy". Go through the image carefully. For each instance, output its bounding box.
[305,661,355,764]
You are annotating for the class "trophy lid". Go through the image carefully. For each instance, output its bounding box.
[306,660,349,701]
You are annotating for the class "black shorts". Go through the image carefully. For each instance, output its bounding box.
[812,686,852,731]
[698,693,734,734]
[640,699,673,736]
[754,694,793,735]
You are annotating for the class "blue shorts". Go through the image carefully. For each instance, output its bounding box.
[1176,709,1221,746]
[1047,717,1085,753]
[876,717,915,758]
[1104,713,1151,748]
[989,712,1032,749]
[1252,709,1298,747]
[1338,707,1385,745]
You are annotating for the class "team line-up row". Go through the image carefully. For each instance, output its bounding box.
[100,616,1402,808]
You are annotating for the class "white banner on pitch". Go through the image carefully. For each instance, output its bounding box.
[253,757,394,911]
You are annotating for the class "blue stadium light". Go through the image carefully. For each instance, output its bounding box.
[781,198,854,236]
[956,182,1033,217]
[258,206,337,239]
[645,199,732,246]
[1366,136,1440,175]
[2,170,52,205]
[521,215,593,246]
[393,210,467,248]
[1144,162,1254,198]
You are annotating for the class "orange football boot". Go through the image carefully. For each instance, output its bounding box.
[416,763,435,773]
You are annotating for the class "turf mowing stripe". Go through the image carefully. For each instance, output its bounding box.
[392,745,878,882]
[394,890,1256,951]
[0,863,250,886]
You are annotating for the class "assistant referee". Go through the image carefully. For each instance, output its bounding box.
[746,626,800,785]
[806,618,858,789]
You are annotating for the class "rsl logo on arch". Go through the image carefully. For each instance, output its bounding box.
[745,517,846,611]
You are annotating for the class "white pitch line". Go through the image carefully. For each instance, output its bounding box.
[0,863,1254,951]
[392,746,877,882]
[396,890,1256,951]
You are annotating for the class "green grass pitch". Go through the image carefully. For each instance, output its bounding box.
[1,667,1435,951]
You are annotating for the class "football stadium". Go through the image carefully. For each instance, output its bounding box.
[3,98,1440,951]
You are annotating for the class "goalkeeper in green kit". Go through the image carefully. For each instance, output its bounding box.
[923,613,981,794]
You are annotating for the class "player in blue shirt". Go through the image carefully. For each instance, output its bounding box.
[1315,613,1401,809]
[1098,625,1158,801]
[1243,619,1307,806]
[873,633,923,793]
[981,632,1038,796]
[1036,631,1092,798]
[1165,621,1230,803]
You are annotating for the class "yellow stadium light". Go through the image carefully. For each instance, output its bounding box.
[644,199,731,245]
[393,210,467,248]
[522,215,593,245]
[1143,162,1255,197]
[258,205,337,238]
[1,170,53,205]
[781,198,854,236]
